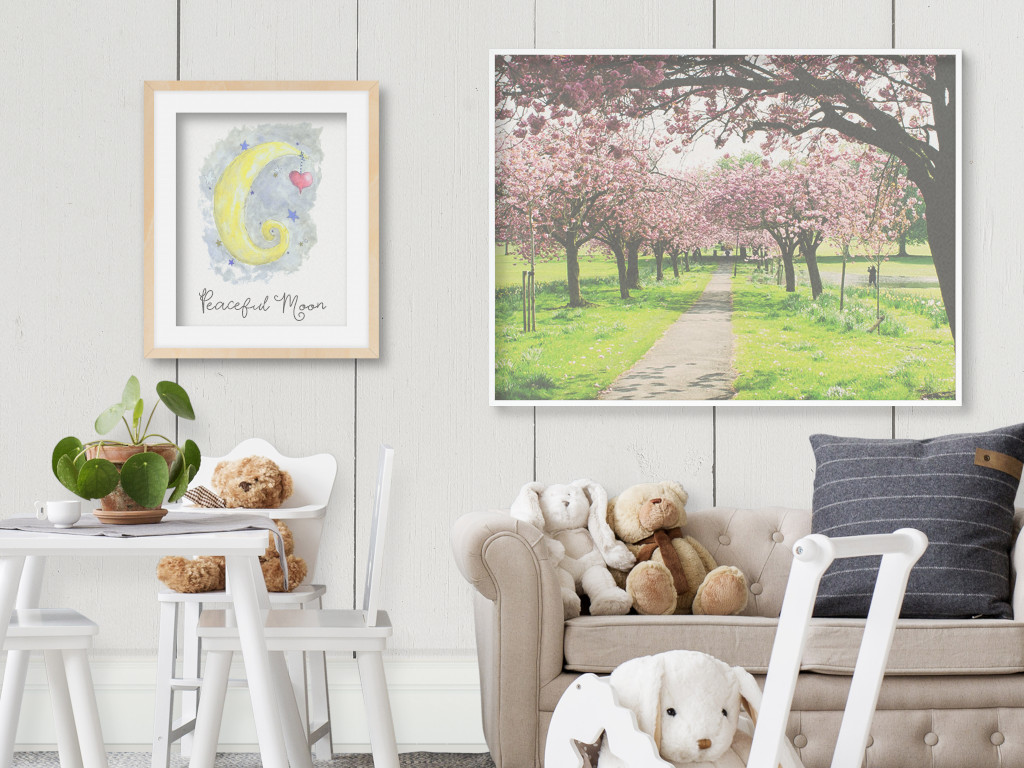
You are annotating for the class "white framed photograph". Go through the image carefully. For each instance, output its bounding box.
[145,81,379,358]
[491,51,961,405]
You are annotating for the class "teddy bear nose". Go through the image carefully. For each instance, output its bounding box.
[563,500,570,507]
[239,481,252,492]
[697,739,712,750]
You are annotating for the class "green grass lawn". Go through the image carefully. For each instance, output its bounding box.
[495,263,714,400]
[809,254,939,279]
[496,246,624,288]
[730,266,955,401]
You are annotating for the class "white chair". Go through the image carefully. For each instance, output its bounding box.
[151,438,338,767]
[192,445,398,768]
[2,608,106,768]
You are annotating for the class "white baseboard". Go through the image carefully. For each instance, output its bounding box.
[11,655,488,753]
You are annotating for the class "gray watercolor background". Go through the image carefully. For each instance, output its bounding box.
[198,121,325,284]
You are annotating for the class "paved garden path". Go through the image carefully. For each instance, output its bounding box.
[599,266,737,400]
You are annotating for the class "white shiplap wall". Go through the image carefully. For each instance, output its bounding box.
[1,1,1022,666]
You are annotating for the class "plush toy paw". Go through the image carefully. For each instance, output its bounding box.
[589,586,633,616]
[157,555,225,593]
[626,560,677,615]
[692,565,749,616]
[603,541,636,572]
[562,588,582,620]
[261,554,308,593]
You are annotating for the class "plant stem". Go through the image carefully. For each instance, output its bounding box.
[121,416,137,444]
[141,403,158,445]
[138,433,178,448]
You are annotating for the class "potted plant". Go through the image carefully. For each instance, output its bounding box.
[52,375,201,522]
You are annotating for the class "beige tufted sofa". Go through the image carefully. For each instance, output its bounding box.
[452,506,1024,768]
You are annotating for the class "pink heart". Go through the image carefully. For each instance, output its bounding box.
[289,170,313,194]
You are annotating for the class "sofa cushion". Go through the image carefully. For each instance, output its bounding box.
[562,615,1024,675]
[809,425,1024,619]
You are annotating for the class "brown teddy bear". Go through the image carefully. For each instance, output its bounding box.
[608,481,748,616]
[157,519,308,593]
[157,455,306,593]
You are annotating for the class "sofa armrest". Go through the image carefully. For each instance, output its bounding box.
[1012,523,1024,620]
[452,510,565,768]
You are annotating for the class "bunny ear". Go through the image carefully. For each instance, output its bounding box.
[576,480,618,560]
[734,666,763,727]
[510,482,547,532]
[609,655,665,751]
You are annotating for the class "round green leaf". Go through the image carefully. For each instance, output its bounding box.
[52,436,83,475]
[55,454,85,499]
[132,398,145,430]
[119,451,170,509]
[167,464,191,502]
[121,376,141,409]
[167,449,184,487]
[76,458,120,499]
[155,381,195,420]
[182,439,201,475]
[95,403,126,435]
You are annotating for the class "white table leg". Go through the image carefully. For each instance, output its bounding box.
[189,649,232,768]
[0,555,27,764]
[179,600,201,758]
[271,651,314,768]
[44,649,84,768]
[63,648,108,768]
[151,600,177,768]
[224,555,289,768]
[356,651,400,768]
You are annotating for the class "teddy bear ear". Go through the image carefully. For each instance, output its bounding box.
[510,482,547,532]
[279,468,294,501]
[663,481,689,511]
[609,655,665,751]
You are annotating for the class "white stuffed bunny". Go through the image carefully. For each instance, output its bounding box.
[511,480,635,619]
[598,651,767,768]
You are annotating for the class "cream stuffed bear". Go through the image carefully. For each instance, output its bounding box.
[597,651,765,767]
[511,480,635,620]
[609,481,748,617]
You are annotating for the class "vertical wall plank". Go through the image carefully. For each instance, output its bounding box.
[0,0,177,651]
[532,2,718,514]
[713,0,894,509]
[893,0,1024,505]
[356,0,535,653]
[177,0,359,600]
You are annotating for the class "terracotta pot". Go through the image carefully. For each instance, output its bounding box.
[85,443,178,511]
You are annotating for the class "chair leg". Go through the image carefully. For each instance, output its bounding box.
[284,649,309,736]
[356,651,399,768]
[151,601,178,768]
[307,597,334,760]
[189,649,231,768]
[0,650,31,763]
[43,649,83,768]
[271,652,314,768]
[179,600,202,758]
[62,649,108,768]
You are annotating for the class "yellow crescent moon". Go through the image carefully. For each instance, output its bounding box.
[213,141,301,266]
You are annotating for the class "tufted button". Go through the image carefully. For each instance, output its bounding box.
[719,534,731,546]
[793,735,807,749]
[866,735,873,748]
[749,582,763,595]
[924,732,938,747]
[991,732,1005,746]
[771,531,785,543]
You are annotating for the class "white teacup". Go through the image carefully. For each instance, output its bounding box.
[34,500,82,529]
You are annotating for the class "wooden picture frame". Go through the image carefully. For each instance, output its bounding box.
[145,81,379,358]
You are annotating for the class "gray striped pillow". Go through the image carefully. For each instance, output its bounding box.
[810,425,1024,619]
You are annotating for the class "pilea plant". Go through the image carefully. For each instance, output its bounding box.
[52,376,202,510]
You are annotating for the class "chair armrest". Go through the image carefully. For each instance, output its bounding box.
[452,510,565,768]
[1012,524,1024,620]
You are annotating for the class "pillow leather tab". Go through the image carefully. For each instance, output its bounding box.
[976,448,1023,480]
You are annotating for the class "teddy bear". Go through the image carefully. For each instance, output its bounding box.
[608,481,748,617]
[212,455,294,508]
[596,650,787,767]
[510,479,635,620]
[157,455,306,593]
[157,518,308,593]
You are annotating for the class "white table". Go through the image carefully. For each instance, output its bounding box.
[0,527,300,768]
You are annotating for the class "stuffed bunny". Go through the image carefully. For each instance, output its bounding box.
[510,480,635,619]
[597,651,765,767]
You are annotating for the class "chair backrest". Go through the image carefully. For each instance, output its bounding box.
[362,445,395,628]
[189,438,339,577]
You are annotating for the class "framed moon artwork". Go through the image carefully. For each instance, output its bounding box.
[144,81,379,358]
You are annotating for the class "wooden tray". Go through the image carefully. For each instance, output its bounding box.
[93,508,168,525]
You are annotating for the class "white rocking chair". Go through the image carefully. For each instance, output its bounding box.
[545,528,928,768]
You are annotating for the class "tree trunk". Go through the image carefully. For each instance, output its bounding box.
[626,241,641,289]
[565,241,584,307]
[653,244,665,281]
[919,182,956,336]
[669,248,680,278]
[840,255,847,311]
[802,243,824,299]
[683,249,691,271]
[898,232,908,257]
[781,246,796,292]
[610,242,630,299]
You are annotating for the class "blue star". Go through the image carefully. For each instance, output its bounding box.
[287,209,298,222]
[250,190,255,195]
[240,140,249,150]
[228,258,235,266]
